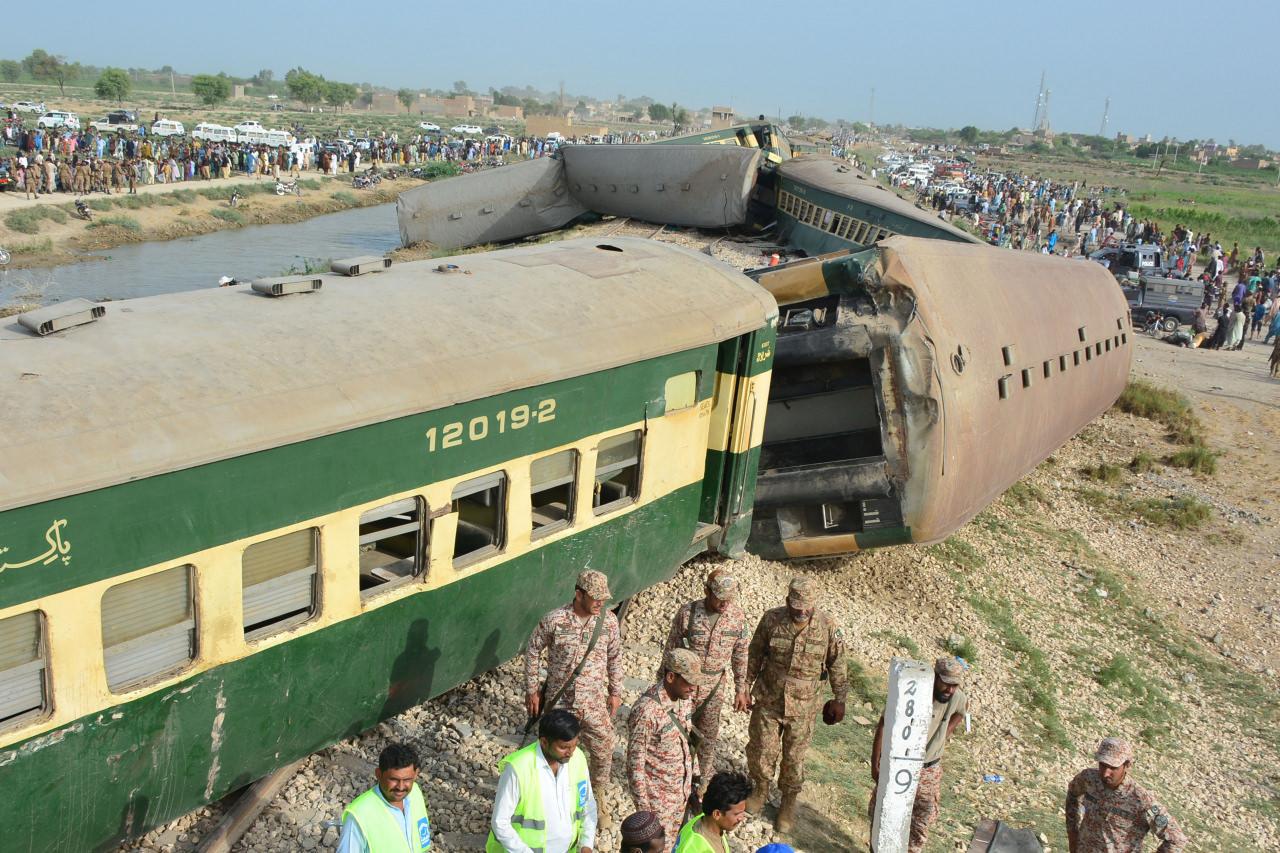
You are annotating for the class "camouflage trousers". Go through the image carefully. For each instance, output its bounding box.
[566,700,615,792]
[691,675,727,783]
[746,701,816,795]
[866,762,943,853]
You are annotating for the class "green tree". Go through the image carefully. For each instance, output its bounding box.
[647,102,670,122]
[325,81,358,112]
[0,59,20,83]
[958,125,979,144]
[356,90,374,109]
[285,67,327,105]
[94,67,132,103]
[190,74,232,106]
[452,80,470,95]
[786,114,805,128]
[253,68,274,86]
[672,104,689,132]
[24,49,75,95]
[397,88,415,113]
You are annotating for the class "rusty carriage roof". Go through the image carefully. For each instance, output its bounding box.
[0,237,777,512]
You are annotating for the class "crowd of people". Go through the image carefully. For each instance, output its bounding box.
[333,568,1187,853]
[0,111,610,198]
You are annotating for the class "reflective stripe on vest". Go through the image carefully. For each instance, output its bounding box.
[485,743,589,853]
[675,814,729,853]
[342,783,431,852]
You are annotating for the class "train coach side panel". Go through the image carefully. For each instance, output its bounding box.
[877,237,1132,543]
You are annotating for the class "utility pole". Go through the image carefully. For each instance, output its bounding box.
[868,87,875,128]
[1032,70,1045,130]
[1099,97,1110,137]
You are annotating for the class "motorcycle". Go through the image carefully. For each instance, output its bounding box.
[74,199,93,221]
[0,247,11,265]
[275,178,300,197]
[229,190,242,208]
[352,173,381,190]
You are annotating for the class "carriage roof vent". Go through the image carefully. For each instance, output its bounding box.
[17,299,106,336]
[251,275,323,297]
[330,256,392,277]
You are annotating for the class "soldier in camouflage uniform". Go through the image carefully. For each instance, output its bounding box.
[525,569,623,827]
[744,577,847,832]
[1065,737,1188,853]
[661,569,750,789]
[627,648,710,846]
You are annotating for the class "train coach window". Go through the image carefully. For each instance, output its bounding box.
[594,430,643,514]
[664,372,698,412]
[242,528,318,641]
[531,451,578,539]
[102,565,195,691]
[359,497,426,598]
[0,610,49,730]
[452,472,507,567]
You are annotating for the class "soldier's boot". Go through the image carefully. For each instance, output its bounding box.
[745,777,769,814]
[775,792,798,833]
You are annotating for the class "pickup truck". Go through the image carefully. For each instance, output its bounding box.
[89,117,139,133]
[1121,275,1205,331]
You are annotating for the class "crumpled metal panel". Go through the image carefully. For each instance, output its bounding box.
[396,157,588,249]
[561,144,761,227]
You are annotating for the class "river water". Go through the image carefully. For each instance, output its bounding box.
[0,203,401,308]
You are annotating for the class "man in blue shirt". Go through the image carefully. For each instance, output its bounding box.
[338,743,432,853]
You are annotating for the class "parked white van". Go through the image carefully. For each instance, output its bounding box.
[151,119,185,137]
[192,123,236,142]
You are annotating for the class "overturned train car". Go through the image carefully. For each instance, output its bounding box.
[746,237,1132,559]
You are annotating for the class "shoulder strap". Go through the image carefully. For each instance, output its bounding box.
[543,612,606,712]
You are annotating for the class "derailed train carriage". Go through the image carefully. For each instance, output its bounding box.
[745,237,1131,558]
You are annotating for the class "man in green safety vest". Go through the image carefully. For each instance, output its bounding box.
[674,771,752,853]
[489,708,598,853]
[338,743,432,853]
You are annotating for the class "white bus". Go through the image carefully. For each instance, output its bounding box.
[192,123,236,143]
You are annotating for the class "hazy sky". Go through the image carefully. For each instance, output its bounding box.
[21,0,1279,147]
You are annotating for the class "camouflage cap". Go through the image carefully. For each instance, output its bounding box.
[575,570,611,600]
[664,648,712,686]
[1095,737,1134,766]
[935,656,965,685]
[786,577,815,609]
[707,570,739,601]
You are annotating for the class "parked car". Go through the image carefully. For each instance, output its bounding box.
[12,100,44,113]
[450,124,482,135]
[151,119,186,137]
[1122,275,1204,330]
[1090,243,1175,281]
[37,110,79,130]
[106,109,137,123]
[418,122,441,132]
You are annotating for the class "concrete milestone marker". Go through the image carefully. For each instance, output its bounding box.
[871,657,935,853]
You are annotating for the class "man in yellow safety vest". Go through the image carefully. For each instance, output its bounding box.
[674,771,752,853]
[339,743,432,852]
[488,708,598,853]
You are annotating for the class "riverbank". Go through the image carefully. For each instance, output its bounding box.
[0,173,423,271]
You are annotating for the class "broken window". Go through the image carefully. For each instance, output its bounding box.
[452,472,506,567]
[0,610,48,730]
[359,497,426,598]
[594,430,643,514]
[242,528,318,641]
[102,565,195,691]
[531,451,578,539]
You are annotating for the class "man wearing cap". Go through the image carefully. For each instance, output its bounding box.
[744,577,848,833]
[661,569,751,788]
[618,810,665,853]
[869,657,968,853]
[626,648,710,845]
[526,570,623,828]
[1065,737,1188,853]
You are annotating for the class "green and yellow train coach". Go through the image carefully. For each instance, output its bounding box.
[0,237,776,852]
